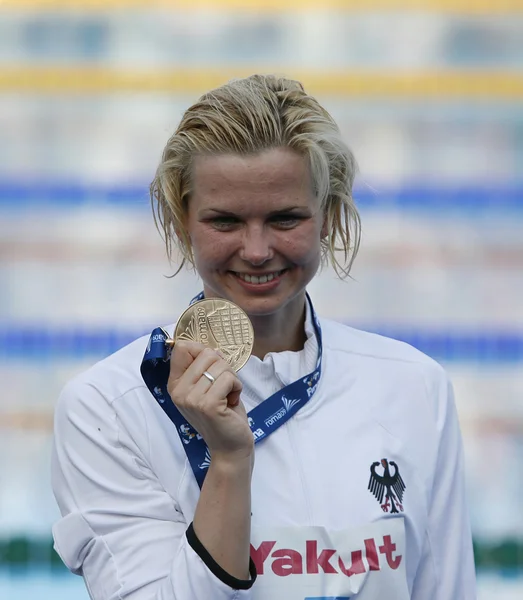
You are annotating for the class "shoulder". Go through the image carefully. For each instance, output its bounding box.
[318,320,457,456]
[320,317,440,369]
[55,331,154,422]
[319,317,449,402]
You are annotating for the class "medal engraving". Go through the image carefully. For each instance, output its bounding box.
[168,299,254,371]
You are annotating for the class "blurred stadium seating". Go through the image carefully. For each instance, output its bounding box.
[0,1,522,598]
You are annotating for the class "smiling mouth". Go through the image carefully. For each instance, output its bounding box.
[232,269,288,284]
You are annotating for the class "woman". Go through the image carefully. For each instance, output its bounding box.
[52,74,476,599]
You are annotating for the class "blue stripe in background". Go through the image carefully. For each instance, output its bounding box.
[0,327,521,363]
[0,183,522,213]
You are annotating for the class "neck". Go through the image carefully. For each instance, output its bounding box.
[249,297,307,359]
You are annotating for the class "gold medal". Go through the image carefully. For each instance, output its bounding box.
[166,299,254,372]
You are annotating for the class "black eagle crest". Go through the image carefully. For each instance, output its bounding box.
[368,459,406,514]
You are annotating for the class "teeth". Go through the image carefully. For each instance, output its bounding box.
[237,270,283,284]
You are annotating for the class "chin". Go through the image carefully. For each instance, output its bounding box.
[238,300,286,318]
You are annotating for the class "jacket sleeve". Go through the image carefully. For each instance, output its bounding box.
[51,379,255,600]
[411,369,477,599]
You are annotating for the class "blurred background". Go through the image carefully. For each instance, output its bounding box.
[0,1,522,598]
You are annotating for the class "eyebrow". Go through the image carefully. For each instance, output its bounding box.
[202,206,306,216]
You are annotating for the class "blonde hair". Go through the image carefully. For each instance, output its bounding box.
[150,74,360,278]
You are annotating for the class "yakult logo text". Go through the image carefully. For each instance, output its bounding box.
[250,534,402,578]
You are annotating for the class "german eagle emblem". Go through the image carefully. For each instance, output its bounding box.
[368,458,406,514]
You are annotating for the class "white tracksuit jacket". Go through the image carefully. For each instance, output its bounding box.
[51,307,476,600]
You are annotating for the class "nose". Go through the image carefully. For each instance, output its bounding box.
[239,224,274,266]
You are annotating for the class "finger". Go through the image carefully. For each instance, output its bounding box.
[181,347,227,386]
[190,360,239,398]
[203,371,243,408]
[169,340,207,382]
[226,372,243,406]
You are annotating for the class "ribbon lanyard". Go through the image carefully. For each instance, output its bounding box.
[140,293,322,488]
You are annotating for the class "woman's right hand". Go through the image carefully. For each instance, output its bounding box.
[167,340,254,462]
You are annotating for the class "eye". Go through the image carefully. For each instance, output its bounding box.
[270,215,304,229]
[209,216,240,231]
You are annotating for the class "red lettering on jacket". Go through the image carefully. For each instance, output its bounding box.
[379,535,402,570]
[306,540,337,574]
[364,538,380,571]
[250,541,276,575]
[251,533,401,578]
[271,549,303,576]
[338,550,366,577]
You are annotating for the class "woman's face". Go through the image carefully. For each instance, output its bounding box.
[185,147,324,319]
